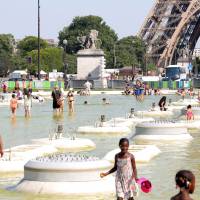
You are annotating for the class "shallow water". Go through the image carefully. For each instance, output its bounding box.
[0,94,199,200]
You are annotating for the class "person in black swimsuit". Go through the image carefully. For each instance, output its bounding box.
[52,86,61,113]
[158,96,167,111]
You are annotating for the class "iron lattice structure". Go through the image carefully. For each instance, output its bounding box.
[139,0,200,68]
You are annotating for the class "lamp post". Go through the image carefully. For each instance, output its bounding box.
[144,42,148,76]
[37,0,40,80]
[132,40,137,79]
[187,42,193,79]
[63,39,68,88]
[194,50,198,77]
[113,43,116,68]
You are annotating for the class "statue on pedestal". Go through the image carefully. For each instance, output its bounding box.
[77,30,101,50]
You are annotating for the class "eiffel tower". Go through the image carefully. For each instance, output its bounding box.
[139,0,200,68]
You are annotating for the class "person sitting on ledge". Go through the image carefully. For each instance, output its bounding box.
[128,108,135,118]
[150,102,156,111]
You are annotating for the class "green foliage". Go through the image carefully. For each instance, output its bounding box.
[147,63,157,71]
[0,52,11,76]
[17,36,48,56]
[0,34,15,76]
[0,34,14,54]
[10,55,27,71]
[65,54,76,74]
[115,36,146,69]
[58,15,118,69]
[27,47,63,74]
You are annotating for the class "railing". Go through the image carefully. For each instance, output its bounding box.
[2,80,193,90]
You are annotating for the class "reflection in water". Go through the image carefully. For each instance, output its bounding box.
[0,189,115,200]
[52,112,64,122]
[68,111,76,119]
[10,118,17,128]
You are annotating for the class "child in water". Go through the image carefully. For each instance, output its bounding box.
[24,93,32,117]
[171,170,195,200]
[102,98,110,105]
[186,105,194,121]
[10,94,18,118]
[100,138,138,200]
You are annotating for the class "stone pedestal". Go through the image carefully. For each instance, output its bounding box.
[77,49,105,80]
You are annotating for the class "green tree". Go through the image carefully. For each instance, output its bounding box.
[115,36,146,69]
[17,36,48,56]
[58,15,118,69]
[0,34,14,54]
[65,54,76,74]
[0,34,15,76]
[27,47,63,74]
[10,55,28,71]
[147,63,157,71]
[0,52,11,76]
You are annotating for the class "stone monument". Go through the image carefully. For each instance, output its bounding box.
[77,30,107,88]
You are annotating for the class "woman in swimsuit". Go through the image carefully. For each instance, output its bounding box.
[67,89,74,112]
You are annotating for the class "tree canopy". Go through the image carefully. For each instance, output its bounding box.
[27,47,63,74]
[0,34,15,76]
[115,36,146,69]
[17,36,48,56]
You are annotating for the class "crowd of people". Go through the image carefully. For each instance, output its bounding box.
[123,81,161,102]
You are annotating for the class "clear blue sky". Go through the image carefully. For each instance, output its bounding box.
[0,0,154,40]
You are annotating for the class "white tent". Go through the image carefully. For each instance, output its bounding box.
[40,70,47,75]
[12,70,27,75]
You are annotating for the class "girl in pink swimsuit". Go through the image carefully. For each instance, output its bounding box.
[10,94,18,118]
[186,105,194,120]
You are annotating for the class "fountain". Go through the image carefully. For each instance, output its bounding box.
[135,108,174,118]
[104,145,161,163]
[32,124,96,152]
[104,108,154,128]
[171,98,200,106]
[13,153,114,195]
[134,121,193,141]
[0,144,57,172]
[77,115,131,135]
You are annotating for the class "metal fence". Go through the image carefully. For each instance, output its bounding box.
[69,80,94,89]
[2,80,193,90]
